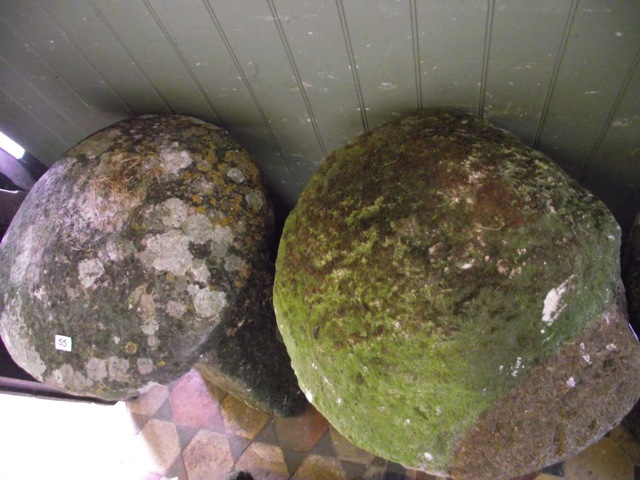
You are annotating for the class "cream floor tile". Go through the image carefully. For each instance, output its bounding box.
[564,436,634,480]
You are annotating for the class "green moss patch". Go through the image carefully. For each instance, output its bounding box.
[273,110,621,471]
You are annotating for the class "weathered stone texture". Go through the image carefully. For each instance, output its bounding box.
[273,110,640,479]
[0,115,303,409]
[195,262,306,417]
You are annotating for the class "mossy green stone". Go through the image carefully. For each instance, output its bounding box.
[274,110,640,478]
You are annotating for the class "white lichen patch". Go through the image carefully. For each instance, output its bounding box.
[46,364,92,392]
[160,198,189,228]
[579,343,592,365]
[9,225,44,287]
[224,255,245,273]
[33,286,47,301]
[86,357,108,381]
[141,318,159,336]
[245,190,266,210]
[189,259,211,283]
[210,225,234,257]
[606,343,618,352]
[102,238,135,262]
[78,258,105,289]
[161,150,193,174]
[165,300,187,318]
[108,356,130,383]
[138,293,159,335]
[187,285,227,319]
[183,214,215,245]
[542,276,575,326]
[139,230,193,275]
[510,357,524,377]
[227,167,245,183]
[496,259,510,275]
[566,376,577,388]
[77,128,122,159]
[137,358,154,375]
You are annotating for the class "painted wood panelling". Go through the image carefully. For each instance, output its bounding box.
[0,0,638,229]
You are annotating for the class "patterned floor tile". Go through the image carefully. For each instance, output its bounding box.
[235,442,290,480]
[359,456,388,479]
[134,418,182,474]
[340,459,369,479]
[510,472,539,480]
[182,429,234,480]
[311,430,338,457]
[129,412,152,435]
[169,370,225,431]
[330,426,376,464]
[537,474,565,480]
[253,418,279,445]
[610,426,640,465]
[227,435,252,462]
[292,454,347,480]
[540,462,565,477]
[153,398,176,422]
[564,436,634,480]
[7,366,640,480]
[220,394,271,439]
[281,448,309,476]
[164,454,188,480]
[174,423,200,451]
[127,383,169,417]
[387,460,409,478]
[274,402,328,452]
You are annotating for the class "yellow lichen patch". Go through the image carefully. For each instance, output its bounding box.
[192,193,203,204]
[196,161,213,172]
[205,149,218,165]
[124,342,138,355]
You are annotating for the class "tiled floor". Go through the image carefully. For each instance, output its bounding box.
[1,369,640,480]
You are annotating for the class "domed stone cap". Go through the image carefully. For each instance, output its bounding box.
[0,115,285,401]
[273,110,640,479]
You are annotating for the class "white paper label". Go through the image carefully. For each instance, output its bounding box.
[55,335,72,352]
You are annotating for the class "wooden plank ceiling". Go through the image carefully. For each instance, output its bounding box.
[0,0,638,230]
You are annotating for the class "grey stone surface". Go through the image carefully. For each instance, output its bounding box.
[0,115,303,410]
[274,110,640,479]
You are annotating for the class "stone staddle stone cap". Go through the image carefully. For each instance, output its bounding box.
[273,110,640,479]
[0,114,273,400]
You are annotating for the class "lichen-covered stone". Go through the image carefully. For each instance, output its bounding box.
[0,114,303,410]
[273,110,640,479]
